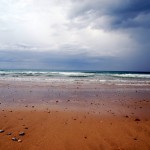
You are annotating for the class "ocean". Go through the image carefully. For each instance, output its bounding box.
[0,69,150,85]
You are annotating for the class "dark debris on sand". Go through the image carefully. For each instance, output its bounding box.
[0,130,4,133]
[135,118,140,121]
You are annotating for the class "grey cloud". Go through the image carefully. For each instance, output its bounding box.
[110,0,150,29]
[0,50,149,71]
[68,0,150,67]
[69,0,150,29]
[0,0,149,71]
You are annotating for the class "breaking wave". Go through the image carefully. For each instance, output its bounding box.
[0,70,150,85]
[111,74,150,79]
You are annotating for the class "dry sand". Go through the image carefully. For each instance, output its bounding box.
[0,80,150,150]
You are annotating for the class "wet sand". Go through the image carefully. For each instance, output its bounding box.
[0,80,150,150]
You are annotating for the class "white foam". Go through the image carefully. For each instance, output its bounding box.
[112,74,150,79]
[56,72,94,77]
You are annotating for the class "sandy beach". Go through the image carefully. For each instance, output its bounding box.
[0,0,150,149]
[0,80,150,150]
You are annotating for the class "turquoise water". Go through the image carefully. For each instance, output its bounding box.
[0,69,150,85]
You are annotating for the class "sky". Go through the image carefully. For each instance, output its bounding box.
[0,0,150,71]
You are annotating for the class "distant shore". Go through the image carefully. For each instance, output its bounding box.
[0,79,150,150]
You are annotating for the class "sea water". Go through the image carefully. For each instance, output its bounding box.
[0,69,150,85]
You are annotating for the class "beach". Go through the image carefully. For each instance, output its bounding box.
[0,76,150,150]
[0,0,150,149]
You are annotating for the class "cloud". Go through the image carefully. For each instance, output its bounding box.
[0,0,135,55]
[67,0,150,71]
[69,0,150,29]
[0,50,132,71]
[0,0,149,71]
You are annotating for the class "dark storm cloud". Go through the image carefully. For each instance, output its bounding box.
[0,0,149,71]
[0,50,132,71]
[67,0,150,72]
[109,0,150,29]
[69,0,150,29]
